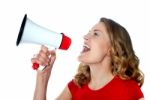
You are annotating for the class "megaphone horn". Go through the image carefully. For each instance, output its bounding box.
[16,14,72,70]
[16,14,71,50]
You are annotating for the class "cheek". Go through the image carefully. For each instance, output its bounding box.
[91,50,105,62]
[91,43,108,61]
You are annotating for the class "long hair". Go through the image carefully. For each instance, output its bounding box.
[74,18,144,87]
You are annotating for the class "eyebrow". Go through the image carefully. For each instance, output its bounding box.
[93,29,103,33]
[89,29,103,33]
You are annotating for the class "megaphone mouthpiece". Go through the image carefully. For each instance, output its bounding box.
[59,33,71,50]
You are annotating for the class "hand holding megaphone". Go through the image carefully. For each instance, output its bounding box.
[16,14,71,70]
[31,45,56,70]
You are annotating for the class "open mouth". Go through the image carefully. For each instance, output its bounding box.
[81,44,91,53]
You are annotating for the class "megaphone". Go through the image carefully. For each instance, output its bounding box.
[16,14,71,70]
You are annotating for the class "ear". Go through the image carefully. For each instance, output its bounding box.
[106,47,112,56]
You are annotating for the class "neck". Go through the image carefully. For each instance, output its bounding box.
[88,57,114,90]
[90,64,113,83]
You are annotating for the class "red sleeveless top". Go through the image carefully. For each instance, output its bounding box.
[68,76,144,100]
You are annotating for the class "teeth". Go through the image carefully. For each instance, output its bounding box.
[83,44,90,49]
[82,44,90,53]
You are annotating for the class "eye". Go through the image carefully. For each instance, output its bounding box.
[94,32,99,36]
[93,30,101,36]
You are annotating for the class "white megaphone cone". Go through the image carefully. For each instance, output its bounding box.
[16,14,71,70]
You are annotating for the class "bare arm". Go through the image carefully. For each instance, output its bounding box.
[56,86,72,100]
[32,46,56,100]
[32,45,72,100]
[33,72,48,100]
[139,98,144,100]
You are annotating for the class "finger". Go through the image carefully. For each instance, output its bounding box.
[37,56,49,66]
[39,50,49,59]
[41,50,56,71]
[49,56,56,65]
[48,51,56,65]
[31,54,49,66]
[39,51,50,65]
[41,45,48,53]
[48,49,56,56]
[31,58,40,64]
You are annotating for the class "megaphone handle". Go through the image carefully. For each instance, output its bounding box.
[32,63,39,70]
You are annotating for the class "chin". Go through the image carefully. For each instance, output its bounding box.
[77,57,89,64]
[77,56,82,62]
[78,56,84,62]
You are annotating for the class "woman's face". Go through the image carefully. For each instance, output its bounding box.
[78,22,111,65]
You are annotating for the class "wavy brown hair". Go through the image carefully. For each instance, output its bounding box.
[74,17,144,87]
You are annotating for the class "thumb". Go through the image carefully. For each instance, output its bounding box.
[48,49,56,65]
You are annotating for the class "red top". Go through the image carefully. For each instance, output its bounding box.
[68,76,144,100]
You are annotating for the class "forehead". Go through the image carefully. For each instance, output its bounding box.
[91,22,107,32]
[91,22,110,43]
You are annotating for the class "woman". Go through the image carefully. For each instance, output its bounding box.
[32,18,144,100]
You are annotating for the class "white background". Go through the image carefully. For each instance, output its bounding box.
[0,0,150,99]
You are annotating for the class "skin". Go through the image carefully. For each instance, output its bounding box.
[32,46,71,100]
[78,22,114,90]
[32,22,144,100]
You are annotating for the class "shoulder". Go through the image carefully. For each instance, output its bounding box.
[118,77,141,91]
[114,76,144,99]
[68,79,79,89]
[113,76,140,87]
[67,79,80,95]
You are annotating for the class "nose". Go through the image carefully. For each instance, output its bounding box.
[83,33,90,41]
